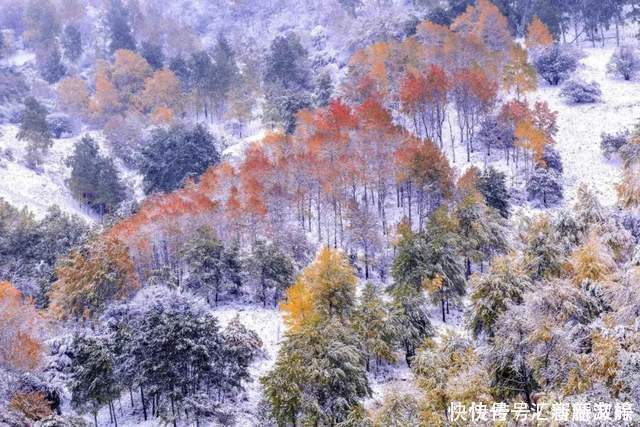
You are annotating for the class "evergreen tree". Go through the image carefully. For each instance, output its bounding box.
[389,285,433,367]
[478,167,510,218]
[69,335,120,427]
[248,240,294,307]
[17,97,52,168]
[169,55,192,92]
[140,41,164,70]
[66,135,126,214]
[222,316,263,392]
[105,0,136,53]
[261,318,370,426]
[139,124,220,194]
[209,34,238,117]
[352,283,395,371]
[392,210,466,322]
[455,193,508,278]
[526,166,563,207]
[469,256,532,338]
[181,226,226,305]
[36,44,66,84]
[522,215,564,281]
[62,24,82,63]
[263,33,312,133]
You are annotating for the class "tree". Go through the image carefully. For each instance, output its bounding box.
[261,318,370,426]
[352,283,395,371]
[412,332,491,424]
[534,44,578,85]
[48,237,137,320]
[503,44,537,100]
[522,215,564,281]
[139,68,181,116]
[392,210,466,322]
[526,166,563,207]
[181,226,224,304]
[140,41,164,70]
[468,256,531,338]
[16,97,52,168]
[477,167,510,218]
[454,191,508,278]
[69,335,120,427]
[0,281,44,372]
[139,124,220,194]
[105,0,136,53]
[526,16,553,49]
[66,135,126,214]
[62,24,82,62]
[388,284,433,367]
[36,44,66,83]
[281,247,356,330]
[209,34,238,118]
[263,33,312,133]
[24,0,59,49]
[607,46,639,81]
[247,240,294,307]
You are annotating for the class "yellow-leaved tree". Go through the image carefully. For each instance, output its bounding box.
[280,247,357,331]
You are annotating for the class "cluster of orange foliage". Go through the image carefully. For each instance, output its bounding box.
[58,49,182,125]
[0,282,44,372]
[102,3,554,276]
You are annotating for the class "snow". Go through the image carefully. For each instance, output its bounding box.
[0,124,143,222]
[530,45,638,206]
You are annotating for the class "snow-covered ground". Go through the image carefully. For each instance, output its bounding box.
[0,124,144,222]
[531,45,638,206]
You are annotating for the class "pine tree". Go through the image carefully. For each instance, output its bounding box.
[352,283,395,371]
[522,215,564,281]
[388,284,433,367]
[66,135,126,214]
[62,24,82,63]
[209,34,238,118]
[181,226,226,305]
[477,167,510,218]
[139,124,220,194]
[263,33,312,133]
[526,166,563,207]
[105,0,136,53]
[69,335,120,427]
[261,318,369,426]
[140,41,164,70]
[469,255,531,338]
[17,97,52,168]
[36,44,66,84]
[248,240,295,307]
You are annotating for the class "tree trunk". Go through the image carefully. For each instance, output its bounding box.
[441,298,446,323]
[140,387,147,420]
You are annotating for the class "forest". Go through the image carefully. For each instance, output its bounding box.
[1,0,640,425]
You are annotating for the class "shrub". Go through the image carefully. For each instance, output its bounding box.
[560,79,601,104]
[46,113,75,138]
[541,145,563,173]
[534,44,578,85]
[607,46,639,81]
[9,392,53,421]
[601,130,630,159]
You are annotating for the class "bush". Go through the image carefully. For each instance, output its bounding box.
[527,166,563,207]
[601,130,630,159]
[9,392,53,421]
[46,113,75,138]
[534,44,578,85]
[607,46,639,81]
[560,79,601,103]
